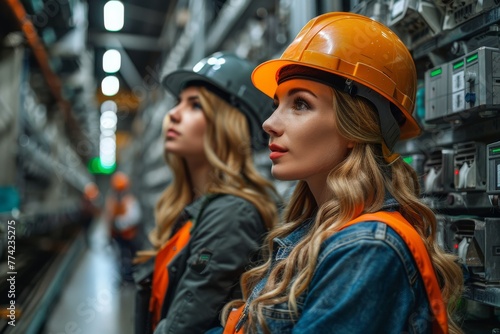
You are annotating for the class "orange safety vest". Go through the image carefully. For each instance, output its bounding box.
[108,195,139,240]
[223,211,448,334]
[149,220,194,329]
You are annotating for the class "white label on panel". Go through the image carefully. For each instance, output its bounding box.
[452,91,465,112]
[497,163,500,188]
[452,71,464,92]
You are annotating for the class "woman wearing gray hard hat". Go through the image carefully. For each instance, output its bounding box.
[135,52,280,334]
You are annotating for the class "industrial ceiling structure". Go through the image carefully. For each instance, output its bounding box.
[0,0,290,192]
[1,0,279,115]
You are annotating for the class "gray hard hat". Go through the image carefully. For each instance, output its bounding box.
[162,52,273,150]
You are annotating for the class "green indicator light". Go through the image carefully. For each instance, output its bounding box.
[466,53,478,63]
[430,68,442,77]
[453,60,464,70]
[491,147,500,155]
[403,156,414,165]
[88,157,116,174]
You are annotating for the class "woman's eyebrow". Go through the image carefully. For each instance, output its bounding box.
[274,87,318,100]
[288,87,317,97]
[183,95,200,102]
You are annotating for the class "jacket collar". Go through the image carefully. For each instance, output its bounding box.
[275,195,400,249]
[183,195,210,221]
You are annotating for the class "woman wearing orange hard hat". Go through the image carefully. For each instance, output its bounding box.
[213,12,464,334]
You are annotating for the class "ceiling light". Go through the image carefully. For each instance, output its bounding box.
[100,100,118,113]
[100,110,118,130]
[104,1,124,32]
[101,76,120,96]
[103,49,121,73]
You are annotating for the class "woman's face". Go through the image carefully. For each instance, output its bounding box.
[163,86,207,159]
[263,79,352,185]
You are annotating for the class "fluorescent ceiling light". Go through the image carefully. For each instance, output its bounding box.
[100,100,118,113]
[101,76,120,96]
[103,49,121,73]
[100,110,118,130]
[104,1,124,31]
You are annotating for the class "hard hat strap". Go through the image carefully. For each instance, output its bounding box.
[354,85,401,152]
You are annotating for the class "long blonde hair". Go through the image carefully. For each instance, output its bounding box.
[225,88,464,333]
[149,86,279,248]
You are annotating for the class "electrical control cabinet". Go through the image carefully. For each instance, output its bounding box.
[443,216,500,284]
[473,218,500,283]
[388,3,500,313]
[440,0,500,30]
[425,63,450,122]
[423,148,455,194]
[388,0,443,50]
[453,141,487,192]
[425,47,500,123]
[487,141,500,195]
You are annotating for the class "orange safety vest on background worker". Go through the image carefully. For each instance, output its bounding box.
[147,194,223,331]
[107,194,141,240]
[149,220,193,329]
[224,211,448,334]
[106,172,141,241]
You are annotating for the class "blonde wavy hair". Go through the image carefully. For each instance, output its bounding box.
[149,86,279,249]
[224,87,464,333]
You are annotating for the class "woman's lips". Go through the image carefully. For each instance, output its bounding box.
[269,143,287,160]
[269,151,286,160]
[166,129,180,139]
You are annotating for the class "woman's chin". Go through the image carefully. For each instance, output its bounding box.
[271,166,295,181]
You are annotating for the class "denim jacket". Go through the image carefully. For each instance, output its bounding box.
[208,199,434,334]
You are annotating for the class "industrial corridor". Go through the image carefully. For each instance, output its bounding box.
[41,215,135,334]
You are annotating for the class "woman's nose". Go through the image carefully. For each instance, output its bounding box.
[262,110,282,137]
[168,105,181,123]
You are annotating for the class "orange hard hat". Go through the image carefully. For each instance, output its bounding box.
[84,182,100,201]
[252,12,421,151]
[111,172,129,192]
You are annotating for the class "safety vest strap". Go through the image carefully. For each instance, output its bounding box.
[341,211,448,334]
[147,194,220,329]
[224,305,245,334]
[149,220,194,329]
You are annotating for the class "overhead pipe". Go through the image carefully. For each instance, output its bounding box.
[2,0,84,149]
[160,0,205,78]
[160,0,254,78]
[205,0,252,54]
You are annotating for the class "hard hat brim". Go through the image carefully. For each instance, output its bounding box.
[162,70,223,98]
[252,59,300,99]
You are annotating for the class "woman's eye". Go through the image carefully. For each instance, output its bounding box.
[192,102,203,110]
[272,100,279,110]
[293,97,310,110]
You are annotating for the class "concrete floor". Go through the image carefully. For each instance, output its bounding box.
[42,217,135,334]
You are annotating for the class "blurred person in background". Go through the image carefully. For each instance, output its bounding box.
[105,171,142,283]
[133,51,280,334]
[81,181,102,247]
[215,12,464,334]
